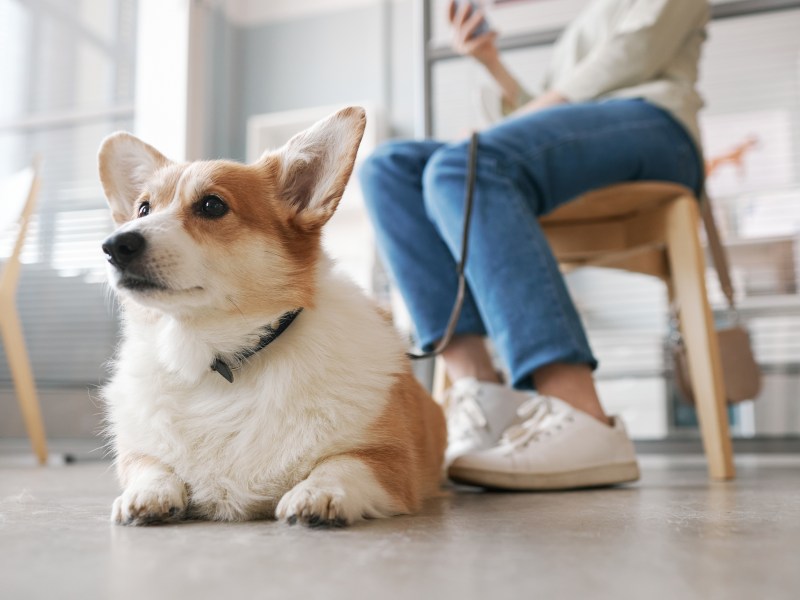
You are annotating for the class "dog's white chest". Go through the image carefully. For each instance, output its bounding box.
[107,345,392,520]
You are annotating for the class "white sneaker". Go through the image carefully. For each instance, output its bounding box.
[444,378,531,467]
[448,396,640,490]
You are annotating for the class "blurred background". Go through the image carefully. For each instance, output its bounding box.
[1,0,800,454]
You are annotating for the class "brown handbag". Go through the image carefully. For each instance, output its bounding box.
[669,193,762,404]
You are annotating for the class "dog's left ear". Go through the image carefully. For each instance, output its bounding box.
[268,106,366,229]
[98,132,170,226]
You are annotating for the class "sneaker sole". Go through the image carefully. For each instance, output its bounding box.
[448,461,640,491]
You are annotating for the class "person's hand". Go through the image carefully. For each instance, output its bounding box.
[448,0,499,67]
[513,89,570,117]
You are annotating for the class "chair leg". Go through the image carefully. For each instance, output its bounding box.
[0,303,48,465]
[432,356,451,406]
[665,197,735,480]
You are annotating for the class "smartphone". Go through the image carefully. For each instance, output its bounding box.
[456,0,491,38]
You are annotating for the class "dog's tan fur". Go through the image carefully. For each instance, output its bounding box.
[352,370,447,513]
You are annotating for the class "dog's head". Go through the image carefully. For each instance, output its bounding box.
[97,106,366,317]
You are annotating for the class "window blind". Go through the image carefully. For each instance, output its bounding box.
[0,0,137,389]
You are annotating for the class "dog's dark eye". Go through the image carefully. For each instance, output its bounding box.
[137,202,150,218]
[197,195,228,219]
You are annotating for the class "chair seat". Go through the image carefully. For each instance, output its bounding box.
[539,181,697,277]
[540,181,694,226]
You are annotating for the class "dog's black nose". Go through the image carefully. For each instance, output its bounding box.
[102,231,146,269]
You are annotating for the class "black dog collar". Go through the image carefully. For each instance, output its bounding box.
[210,308,303,383]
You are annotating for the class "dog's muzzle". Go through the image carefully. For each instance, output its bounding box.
[102,231,146,270]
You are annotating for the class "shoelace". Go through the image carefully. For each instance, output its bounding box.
[498,396,574,452]
[446,381,489,442]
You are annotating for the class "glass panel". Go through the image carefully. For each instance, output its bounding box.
[699,9,800,438]
[0,0,137,388]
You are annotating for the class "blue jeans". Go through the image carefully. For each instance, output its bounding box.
[358,99,703,389]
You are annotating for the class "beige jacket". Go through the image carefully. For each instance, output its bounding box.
[544,0,709,149]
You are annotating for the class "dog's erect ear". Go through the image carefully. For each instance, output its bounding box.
[268,106,366,229]
[98,132,170,225]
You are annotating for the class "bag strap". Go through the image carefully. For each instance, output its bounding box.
[699,190,737,311]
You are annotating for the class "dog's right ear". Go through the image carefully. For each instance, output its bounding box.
[98,132,170,225]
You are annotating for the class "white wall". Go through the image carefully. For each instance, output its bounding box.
[225,0,383,25]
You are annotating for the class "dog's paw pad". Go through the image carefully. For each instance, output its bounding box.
[111,483,187,526]
[308,515,347,529]
[276,486,354,528]
[285,512,349,528]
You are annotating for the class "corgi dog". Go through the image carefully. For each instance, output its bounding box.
[98,106,446,527]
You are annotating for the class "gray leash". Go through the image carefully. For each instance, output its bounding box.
[407,131,478,360]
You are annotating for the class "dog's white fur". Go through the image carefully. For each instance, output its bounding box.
[99,107,445,526]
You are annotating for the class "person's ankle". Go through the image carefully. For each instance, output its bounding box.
[533,363,610,425]
[444,360,501,385]
[449,369,501,385]
[555,397,612,426]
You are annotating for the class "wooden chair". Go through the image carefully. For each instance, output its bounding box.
[434,182,735,481]
[0,163,48,464]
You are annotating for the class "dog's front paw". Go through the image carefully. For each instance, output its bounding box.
[111,478,188,526]
[276,482,355,528]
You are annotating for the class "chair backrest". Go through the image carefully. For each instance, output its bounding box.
[0,163,41,293]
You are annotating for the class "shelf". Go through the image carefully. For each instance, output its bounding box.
[713,294,800,316]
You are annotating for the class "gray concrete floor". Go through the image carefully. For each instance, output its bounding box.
[1,453,799,600]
